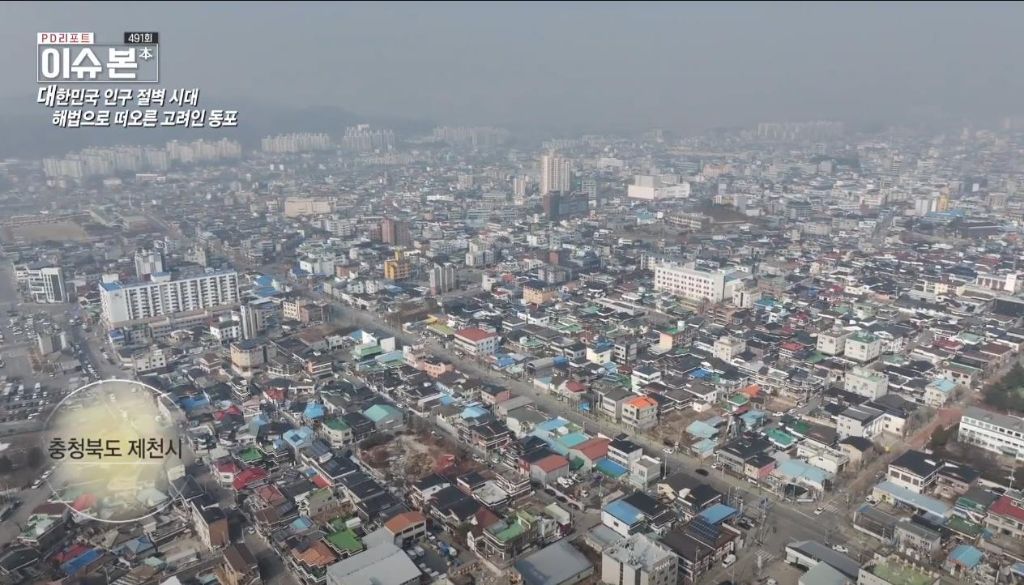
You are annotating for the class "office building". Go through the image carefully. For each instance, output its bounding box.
[15,265,67,303]
[99,269,240,326]
[540,153,572,195]
[543,191,589,222]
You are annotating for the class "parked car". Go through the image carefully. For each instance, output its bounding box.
[722,554,736,568]
[695,468,709,477]
[814,507,825,515]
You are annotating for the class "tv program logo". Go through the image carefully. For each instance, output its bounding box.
[37,32,159,83]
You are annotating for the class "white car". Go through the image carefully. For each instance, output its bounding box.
[814,507,825,515]
[662,447,674,454]
[721,554,736,568]
[831,544,849,553]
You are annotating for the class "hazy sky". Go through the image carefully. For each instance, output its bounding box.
[3,2,1024,132]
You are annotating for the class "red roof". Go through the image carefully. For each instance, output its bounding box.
[532,454,569,473]
[565,380,587,393]
[232,467,268,490]
[311,474,330,489]
[71,494,97,511]
[54,544,90,563]
[455,328,495,343]
[384,511,426,534]
[573,437,609,461]
[216,461,242,475]
[990,495,1024,523]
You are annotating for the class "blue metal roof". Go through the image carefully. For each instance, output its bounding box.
[948,544,983,569]
[595,458,628,477]
[604,499,643,524]
[698,503,738,525]
[62,549,102,576]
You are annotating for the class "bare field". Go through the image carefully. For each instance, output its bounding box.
[3,221,90,243]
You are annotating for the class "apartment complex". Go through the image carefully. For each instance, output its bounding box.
[99,269,240,326]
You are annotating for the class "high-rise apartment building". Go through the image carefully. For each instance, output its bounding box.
[540,153,572,195]
[381,218,411,247]
[429,263,457,295]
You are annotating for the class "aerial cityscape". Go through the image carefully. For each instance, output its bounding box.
[3,3,1024,585]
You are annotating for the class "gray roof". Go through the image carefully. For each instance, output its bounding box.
[514,540,594,585]
[799,561,852,585]
[787,540,860,580]
[326,543,420,585]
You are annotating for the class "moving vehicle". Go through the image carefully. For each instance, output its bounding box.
[695,468,709,477]
[814,507,825,515]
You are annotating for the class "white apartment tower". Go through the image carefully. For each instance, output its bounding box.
[429,263,457,295]
[540,153,572,195]
[99,269,240,326]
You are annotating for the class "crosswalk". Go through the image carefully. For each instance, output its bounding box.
[820,500,844,514]
[754,548,776,568]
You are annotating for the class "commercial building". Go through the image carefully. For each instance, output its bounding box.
[99,269,239,326]
[958,406,1024,462]
[514,540,593,585]
[601,533,678,585]
[284,197,332,217]
[543,191,589,222]
[654,263,737,304]
[326,543,420,585]
[14,265,67,303]
[453,327,499,356]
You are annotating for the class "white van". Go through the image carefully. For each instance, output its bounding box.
[722,554,736,568]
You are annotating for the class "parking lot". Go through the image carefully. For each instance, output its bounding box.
[0,300,104,434]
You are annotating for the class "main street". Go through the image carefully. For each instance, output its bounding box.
[318,296,842,569]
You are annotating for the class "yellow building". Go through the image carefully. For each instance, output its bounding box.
[384,249,411,281]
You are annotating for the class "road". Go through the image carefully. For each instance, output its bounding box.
[322,297,842,580]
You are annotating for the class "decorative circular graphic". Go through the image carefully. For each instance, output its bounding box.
[41,378,188,524]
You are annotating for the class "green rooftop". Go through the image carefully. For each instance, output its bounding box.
[324,418,350,431]
[492,521,525,543]
[239,447,263,463]
[945,515,984,538]
[867,560,935,585]
[325,527,363,553]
